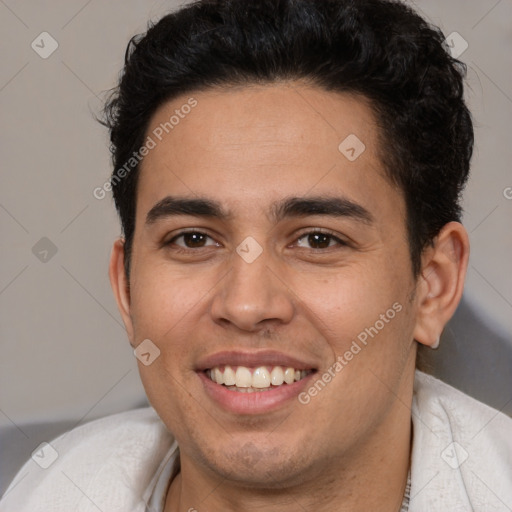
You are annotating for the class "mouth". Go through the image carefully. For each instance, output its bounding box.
[205,365,315,393]
[196,351,318,414]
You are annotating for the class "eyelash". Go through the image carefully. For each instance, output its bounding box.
[165,229,349,253]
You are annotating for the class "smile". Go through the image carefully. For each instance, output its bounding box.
[196,350,318,414]
[205,365,314,392]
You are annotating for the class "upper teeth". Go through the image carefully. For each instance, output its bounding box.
[207,365,311,389]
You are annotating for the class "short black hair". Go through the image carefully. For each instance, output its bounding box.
[102,0,473,278]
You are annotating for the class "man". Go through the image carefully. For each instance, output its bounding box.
[1,0,511,511]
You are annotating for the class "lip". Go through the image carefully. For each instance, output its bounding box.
[195,350,319,414]
[198,370,316,415]
[195,350,318,372]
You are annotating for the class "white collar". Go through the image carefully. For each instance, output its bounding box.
[143,440,180,512]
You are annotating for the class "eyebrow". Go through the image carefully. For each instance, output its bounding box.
[145,197,230,224]
[271,196,373,224]
[145,195,373,225]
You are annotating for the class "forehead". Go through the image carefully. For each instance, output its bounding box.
[136,83,401,221]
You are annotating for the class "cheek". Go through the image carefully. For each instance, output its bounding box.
[292,265,411,353]
[137,360,200,442]
[129,261,210,340]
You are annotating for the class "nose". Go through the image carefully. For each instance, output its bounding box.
[210,247,295,333]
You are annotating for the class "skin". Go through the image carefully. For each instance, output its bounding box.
[109,82,469,511]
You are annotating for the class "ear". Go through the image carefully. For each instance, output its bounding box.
[109,238,135,346]
[413,222,469,349]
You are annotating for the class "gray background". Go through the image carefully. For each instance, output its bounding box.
[1,0,511,496]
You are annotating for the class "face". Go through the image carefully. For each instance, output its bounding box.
[117,83,422,486]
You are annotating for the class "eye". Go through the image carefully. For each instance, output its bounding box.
[295,230,347,250]
[167,231,219,249]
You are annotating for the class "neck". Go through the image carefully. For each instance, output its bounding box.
[165,369,415,512]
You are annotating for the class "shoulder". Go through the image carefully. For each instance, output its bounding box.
[410,371,512,511]
[414,370,512,444]
[0,407,175,512]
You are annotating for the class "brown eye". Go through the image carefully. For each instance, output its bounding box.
[295,231,346,250]
[182,232,207,248]
[169,231,218,249]
[308,233,330,249]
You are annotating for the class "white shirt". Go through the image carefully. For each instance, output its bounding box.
[1,371,511,511]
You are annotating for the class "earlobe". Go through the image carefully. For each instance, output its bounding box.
[109,239,135,345]
[413,222,469,349]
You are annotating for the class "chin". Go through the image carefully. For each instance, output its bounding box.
[194,437,314,488]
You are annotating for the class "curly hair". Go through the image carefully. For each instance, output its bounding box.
[102,0,473,278]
